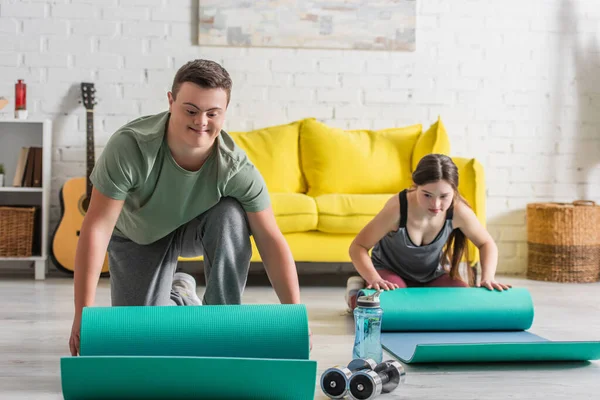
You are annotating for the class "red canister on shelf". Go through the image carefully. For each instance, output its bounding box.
[15,79,27,119]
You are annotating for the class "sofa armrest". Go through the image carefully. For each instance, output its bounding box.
[451,156,486,266]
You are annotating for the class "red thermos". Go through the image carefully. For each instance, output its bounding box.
[15,79,27,119]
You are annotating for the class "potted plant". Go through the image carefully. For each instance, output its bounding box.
[0,163,4,187]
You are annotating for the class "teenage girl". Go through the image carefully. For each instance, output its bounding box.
[346,154,511,309]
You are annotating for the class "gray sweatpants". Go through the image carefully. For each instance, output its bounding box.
[107,197,252,306]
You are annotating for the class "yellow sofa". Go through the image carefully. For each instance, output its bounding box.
[180,117,486,267]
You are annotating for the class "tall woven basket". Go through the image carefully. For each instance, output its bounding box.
[526,201,600,283]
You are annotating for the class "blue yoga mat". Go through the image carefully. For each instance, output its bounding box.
[359,287,600,364]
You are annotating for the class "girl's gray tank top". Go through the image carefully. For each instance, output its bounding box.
[371,189,455,283]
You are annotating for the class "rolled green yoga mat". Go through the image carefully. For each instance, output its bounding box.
[61,304,316,399]
[359,287,600,364]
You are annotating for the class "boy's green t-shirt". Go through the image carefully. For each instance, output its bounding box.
[90,111,271,245]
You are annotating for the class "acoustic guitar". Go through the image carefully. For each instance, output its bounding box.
[51,82,110,275]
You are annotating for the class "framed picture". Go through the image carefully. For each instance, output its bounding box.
[198,0,416,51]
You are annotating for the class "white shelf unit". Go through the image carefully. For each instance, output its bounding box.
[0,119,52,280]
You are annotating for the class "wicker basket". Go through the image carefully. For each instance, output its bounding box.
[0,206,36,257]
[526,201,600,283]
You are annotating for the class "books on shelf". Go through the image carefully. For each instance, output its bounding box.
[12,146,42,188]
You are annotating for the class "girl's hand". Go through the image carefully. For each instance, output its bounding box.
[478,279,512,291]
[366,278,399,291]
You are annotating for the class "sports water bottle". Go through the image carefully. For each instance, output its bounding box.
[352,289,383,364]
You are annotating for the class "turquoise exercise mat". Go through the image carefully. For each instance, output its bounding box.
[381,331,600,363]
[61,304,316,399]
[61,356,317,400]
[80,303,310,359]
[359,287,535,331]
[358,288,600,363]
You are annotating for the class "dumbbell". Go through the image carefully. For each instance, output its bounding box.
[320,358,378,399]
[347,360,406,400]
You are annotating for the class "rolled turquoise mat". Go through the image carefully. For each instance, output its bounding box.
[359,287,534,331]
[358,287,600,364]
[80,304,310,359]
[61,304,316,399]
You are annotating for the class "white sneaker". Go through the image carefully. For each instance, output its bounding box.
[172,272,202,306]
[345,276,365,310]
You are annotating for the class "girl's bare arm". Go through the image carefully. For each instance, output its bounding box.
[349,195,401,289]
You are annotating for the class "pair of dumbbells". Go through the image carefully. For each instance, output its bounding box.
[320,358,406,399]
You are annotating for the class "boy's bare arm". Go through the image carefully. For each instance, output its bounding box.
[73,187,125,313]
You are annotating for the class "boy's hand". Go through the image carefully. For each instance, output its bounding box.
[69,314,82,356]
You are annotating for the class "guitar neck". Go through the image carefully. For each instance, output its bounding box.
[86,109,95,200]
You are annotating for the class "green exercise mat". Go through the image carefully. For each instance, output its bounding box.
[61,304,316,399]
[358,288,600,364]
[382,332,600,363]
[61,356,317,400]
[79,304,310,359]
[360,287,535,331]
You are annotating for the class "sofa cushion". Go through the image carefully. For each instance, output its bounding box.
[315,194,394,234]
[411,116,451,171]
[272,193,318,233]
[228,120,307,193]
[300,118,422,196]
[452,157,486,266]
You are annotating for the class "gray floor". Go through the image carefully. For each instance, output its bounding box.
[1,271,599,399]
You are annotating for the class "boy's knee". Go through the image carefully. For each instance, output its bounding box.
[215,197,246,220]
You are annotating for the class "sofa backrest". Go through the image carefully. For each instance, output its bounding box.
[228,120,307,194]
[228,117,451,196]
[410,116,451,172]
[299,118,422,196]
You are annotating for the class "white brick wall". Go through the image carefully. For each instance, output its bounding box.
[1,0,599,276]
